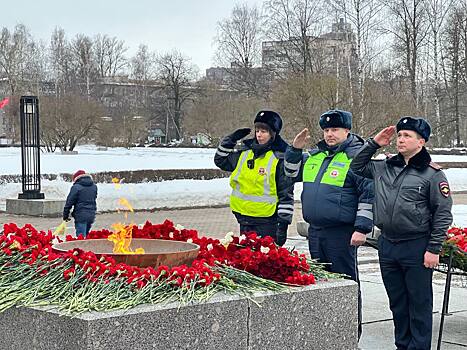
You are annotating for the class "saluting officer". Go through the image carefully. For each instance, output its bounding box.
[350,117,453,350]
[284,109,374,340]
[214,110,294,246]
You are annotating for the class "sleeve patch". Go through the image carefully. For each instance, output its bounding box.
[439,181,450,197]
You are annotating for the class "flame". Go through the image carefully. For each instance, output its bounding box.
[107,177,143,254]
[118,197,134,212]
[107,222,145,254]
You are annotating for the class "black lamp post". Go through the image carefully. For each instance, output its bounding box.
[18,96,44,199]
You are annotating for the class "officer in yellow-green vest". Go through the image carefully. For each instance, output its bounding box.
[284,109,374,339]
[214,110,294,246]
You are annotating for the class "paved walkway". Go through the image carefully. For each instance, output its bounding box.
[0,202,466,349]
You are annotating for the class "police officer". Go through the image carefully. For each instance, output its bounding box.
[350,117,453,350]
[284,109,374,339]
[214,110,294,246]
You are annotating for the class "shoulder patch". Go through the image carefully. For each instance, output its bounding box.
[439,181,450,197]
[429,162,442,170]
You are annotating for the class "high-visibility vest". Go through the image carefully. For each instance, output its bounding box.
[303,151,351,187]
[229,150,279,217]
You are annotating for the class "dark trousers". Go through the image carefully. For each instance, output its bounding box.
[378,235,433,350]
[240,223,276,239]
[75,221,93,238]
[308,225,362,338]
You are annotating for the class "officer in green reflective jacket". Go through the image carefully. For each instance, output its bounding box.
[214,110,294,246]
[284,109,374,339]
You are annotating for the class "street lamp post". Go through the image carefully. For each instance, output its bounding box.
[18,96,44,199]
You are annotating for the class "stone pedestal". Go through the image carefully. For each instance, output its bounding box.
[6,198,65,217]
[0,280,358,350]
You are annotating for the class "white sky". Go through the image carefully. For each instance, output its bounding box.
[2,0,264,73]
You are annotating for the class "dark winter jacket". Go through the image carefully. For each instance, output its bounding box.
[63,175,98,223]
[350,138,453,253]
[214,133,295,227]
[284,133,374,233]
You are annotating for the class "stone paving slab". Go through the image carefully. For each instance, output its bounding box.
[0,205,304,240]
[0,204,466,349]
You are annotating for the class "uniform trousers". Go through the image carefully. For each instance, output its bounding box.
[308,224,362,339]
[378,235,433,350]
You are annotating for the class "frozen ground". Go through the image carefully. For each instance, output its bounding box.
[0,145,465,175]
[1,146,467,225]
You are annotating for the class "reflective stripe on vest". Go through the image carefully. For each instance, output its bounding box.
[229,150,279,217]
[303,151,351,187]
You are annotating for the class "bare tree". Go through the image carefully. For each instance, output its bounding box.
[70,34,97,97]
[130,44,156,81]
[383,0,429,105]
[155,50,199,139]
[41,94,105,151]
[442,5,467,146]
[0,24,34,95]
[214,3,265,95]
[263,0,326,77]
[49,27,75,97]
[328,0,384,134]
[94,34,128,77]
[422,0,453,145]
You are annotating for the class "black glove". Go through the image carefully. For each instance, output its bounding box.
[229,128,251,142]
[276,222,288,246]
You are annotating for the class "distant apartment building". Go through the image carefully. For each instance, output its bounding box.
[262,18,356,76]
[206,19,356,84]
[205,62,267,89]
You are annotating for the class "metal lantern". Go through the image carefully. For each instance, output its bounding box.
[18,96,44,199]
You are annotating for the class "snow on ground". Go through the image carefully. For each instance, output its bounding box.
[0,145,466,175]
[0,178,232,212]
[0,145,217,175]
[452,205,467,228]
[1,146,467,224]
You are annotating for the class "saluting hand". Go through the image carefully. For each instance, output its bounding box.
[293,128,311,149]
[424,251,439,269]
[374,126,396,147]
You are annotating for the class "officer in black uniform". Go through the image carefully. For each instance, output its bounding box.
[351,117,453,350]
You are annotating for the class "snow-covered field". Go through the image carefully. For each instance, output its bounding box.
[0,145,467,226]
[0,145,465,175]
[0,145,217,175]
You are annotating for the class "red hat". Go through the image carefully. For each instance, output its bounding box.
[72,170,86,182]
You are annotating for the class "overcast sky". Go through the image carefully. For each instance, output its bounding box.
[4,0,263,74]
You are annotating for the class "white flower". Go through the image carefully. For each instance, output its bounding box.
[260,246,270,254]
[187,238,193,243]
[220,231,235,247]
[169,232,174,239]
[175,224,185,231]
[239,234,247,244]
[207,243,213,251]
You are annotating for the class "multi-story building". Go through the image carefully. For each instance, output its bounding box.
[205,19,356,85]
[262,18,356,77]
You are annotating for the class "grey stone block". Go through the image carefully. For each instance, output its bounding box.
[6,198,66,217]
[0,280,358,350]
[297,220,309,237]
[248,280,358,350]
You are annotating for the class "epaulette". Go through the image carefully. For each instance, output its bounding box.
[429,162,442,170]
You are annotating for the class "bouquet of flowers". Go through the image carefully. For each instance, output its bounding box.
[441,227,467,272]
[0,220,338,315]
